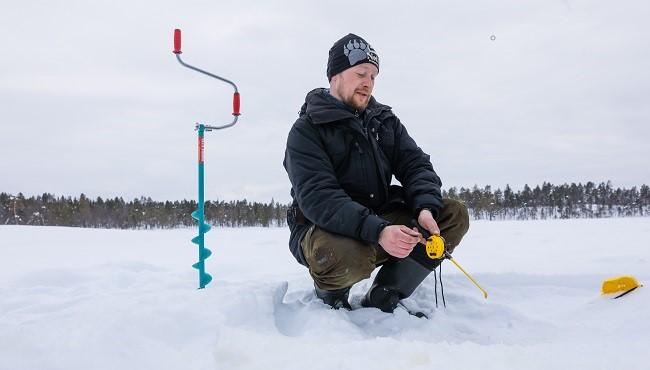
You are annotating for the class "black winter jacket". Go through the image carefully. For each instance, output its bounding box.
[283,88,443,266]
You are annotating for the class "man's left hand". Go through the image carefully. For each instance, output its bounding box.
[417,209,440,237]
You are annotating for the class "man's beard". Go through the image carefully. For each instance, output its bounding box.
[332,81,371,111]
[341,91,370,111]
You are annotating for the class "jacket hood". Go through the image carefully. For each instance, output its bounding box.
[298,88,391,124]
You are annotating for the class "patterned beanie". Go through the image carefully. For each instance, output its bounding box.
[327,33,380,81]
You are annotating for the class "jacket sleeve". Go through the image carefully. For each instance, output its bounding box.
[284,121,388,244]
[390,117,444,219]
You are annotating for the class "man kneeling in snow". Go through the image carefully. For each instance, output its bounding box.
[283,33,469,312]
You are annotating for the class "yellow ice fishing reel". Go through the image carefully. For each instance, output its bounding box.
[425,234,446,259]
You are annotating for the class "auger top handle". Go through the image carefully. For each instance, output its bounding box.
[173,29,241,131]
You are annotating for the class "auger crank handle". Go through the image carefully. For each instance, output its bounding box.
[173,28,241,130]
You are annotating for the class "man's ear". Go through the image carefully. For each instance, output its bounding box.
[329,74,339,87]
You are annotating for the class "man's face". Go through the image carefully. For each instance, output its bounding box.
[330,63,378,111]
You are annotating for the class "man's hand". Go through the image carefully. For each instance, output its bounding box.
[378,225,422,258]
[417,209,440,236]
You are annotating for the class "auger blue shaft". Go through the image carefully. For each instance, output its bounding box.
[190,124,213,289]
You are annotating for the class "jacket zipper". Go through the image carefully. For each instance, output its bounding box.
[351,112,390,206]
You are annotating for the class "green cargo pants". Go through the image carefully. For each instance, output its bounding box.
[301,198,470,291]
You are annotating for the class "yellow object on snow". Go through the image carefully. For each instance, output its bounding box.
[601,275,642,295]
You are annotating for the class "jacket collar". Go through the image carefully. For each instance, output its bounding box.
[299,88,391,125]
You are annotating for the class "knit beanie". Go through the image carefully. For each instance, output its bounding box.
[327,33,379,81]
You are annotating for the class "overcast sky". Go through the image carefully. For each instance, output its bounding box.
[1,0,648,203]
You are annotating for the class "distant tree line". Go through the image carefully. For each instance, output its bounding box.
[443,181,650,220]
[1,182,649,228]
[0,193,289,228]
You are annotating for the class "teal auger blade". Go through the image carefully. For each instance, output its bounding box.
[200,223,212,233]
[200,247,212,260]
[192,211,212,288]
[200,272,213,287]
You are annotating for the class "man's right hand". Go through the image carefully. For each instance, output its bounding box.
[378,225,423,258]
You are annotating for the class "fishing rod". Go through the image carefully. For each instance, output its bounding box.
[419,227,488,299]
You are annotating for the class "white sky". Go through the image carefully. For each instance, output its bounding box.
[1,0,649,203]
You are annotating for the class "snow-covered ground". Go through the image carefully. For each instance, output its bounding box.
[1,218,648,370]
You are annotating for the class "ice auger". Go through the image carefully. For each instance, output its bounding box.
[173,29,241,288]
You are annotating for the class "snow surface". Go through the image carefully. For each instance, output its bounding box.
[1,218,649,370]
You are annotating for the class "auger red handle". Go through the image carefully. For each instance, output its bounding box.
[174,29,182,54]
[233,92,241,116]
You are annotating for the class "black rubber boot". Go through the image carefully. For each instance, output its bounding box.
[314,285,352,310]
[361,257,435,313]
